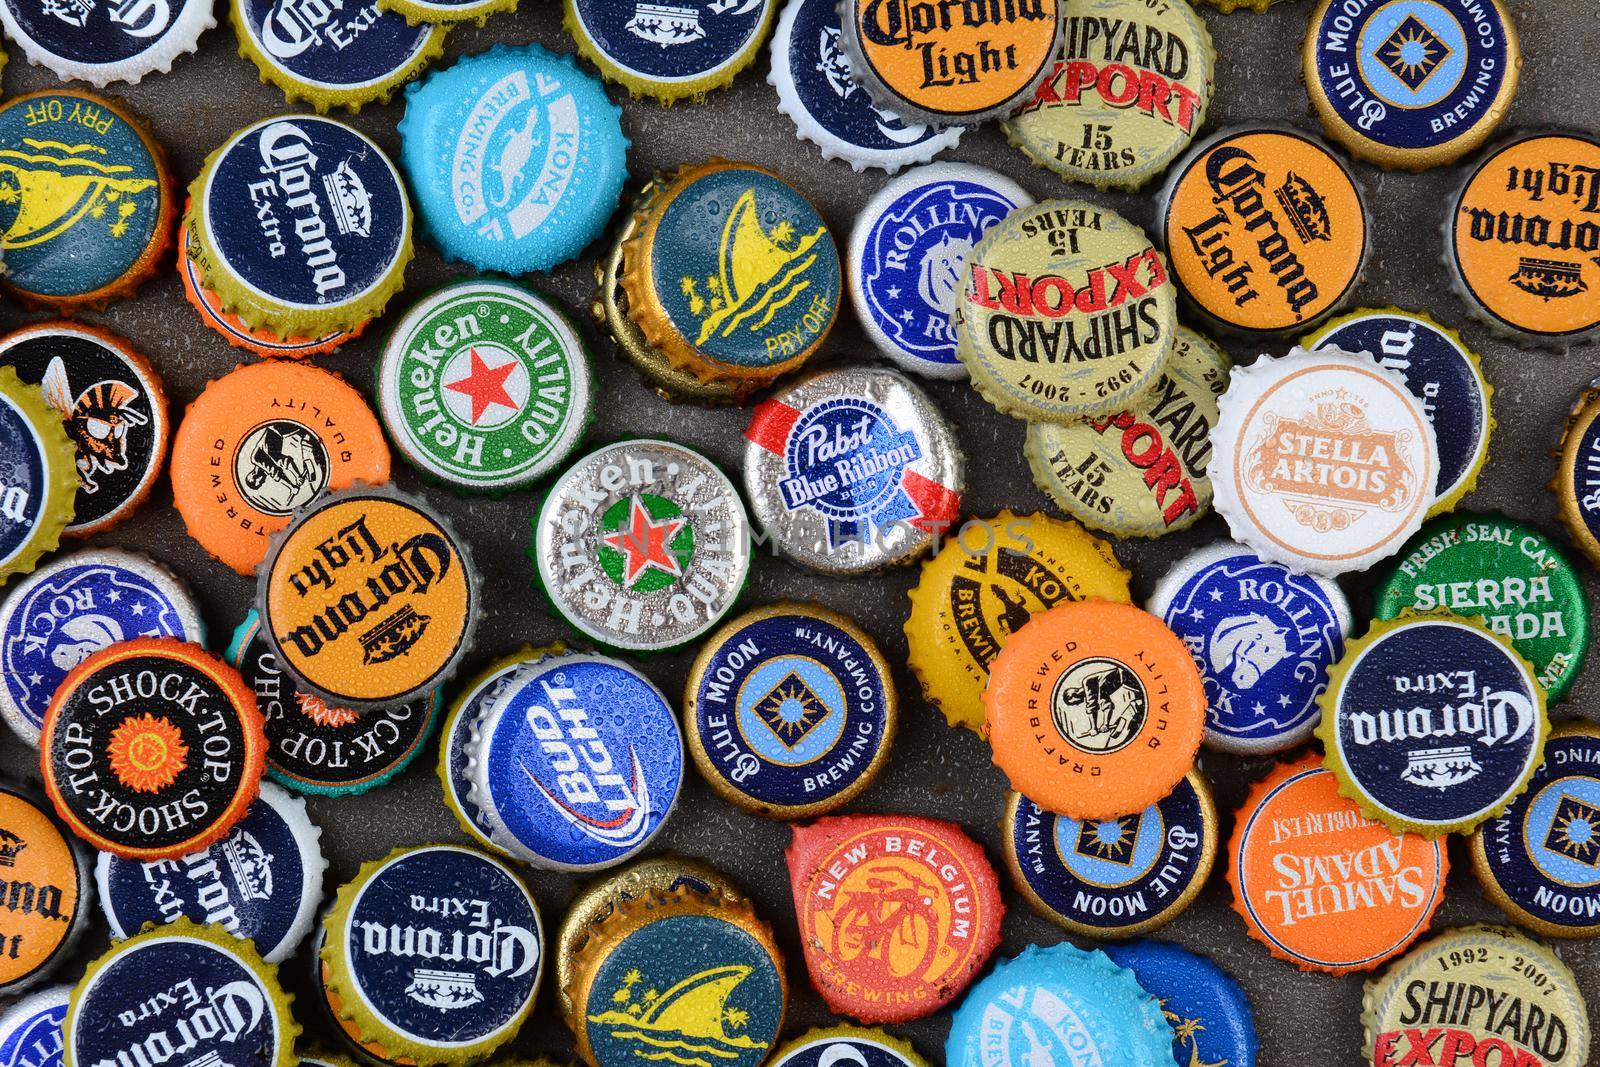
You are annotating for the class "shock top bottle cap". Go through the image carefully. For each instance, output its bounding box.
[769,1027,930,1067]
[565,0,774,102]
[0,0,210,85]
[1102,942,1259,1067]
[0,788,90,997]
[0,369,81,587]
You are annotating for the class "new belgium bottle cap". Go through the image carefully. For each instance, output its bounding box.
[565,0,774,102]
[0,0,211,85]
[0,368,81,587]
[0,787,90,996]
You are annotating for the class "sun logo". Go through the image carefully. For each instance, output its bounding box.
[106,713,188,793]
[1377,14,1451,92]
[295,692,360,729]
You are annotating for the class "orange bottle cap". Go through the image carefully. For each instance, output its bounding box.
[0,785,90,994]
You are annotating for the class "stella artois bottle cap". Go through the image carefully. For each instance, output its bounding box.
[0,368,79,587]
[0,788,91,996]
[0,0,211,85]
[565,0,774,102]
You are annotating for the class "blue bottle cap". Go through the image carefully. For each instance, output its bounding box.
[1147,540,1353,755]
[565,0,774,103]
[399,44,629,274]
[467,652,683,871]
[1103,941,1259,1067]
[0,0,211,85]
[0,985,69,1067]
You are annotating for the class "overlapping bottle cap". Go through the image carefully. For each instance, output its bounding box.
[0,0,211,84]
[565,0,774,102]
[0,788,90,996]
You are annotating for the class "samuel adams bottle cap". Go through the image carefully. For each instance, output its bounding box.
[0,786,91,996]
[565,0,774,102]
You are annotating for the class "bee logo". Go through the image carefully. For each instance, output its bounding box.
[40,356,147,495]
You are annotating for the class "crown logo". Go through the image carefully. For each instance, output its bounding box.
[1274,172,1332,244]
[222,830,275,901]
[322,160,372,238]
[0,829,26,868]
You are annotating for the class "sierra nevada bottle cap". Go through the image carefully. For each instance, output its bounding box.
[1102,942,1259,1067]
[770,1027,929,1067]
[0,0,210,85]
[0,985,70,1067]
[956,199,1178,423]
[565,0,773,102]
[1554,384,1600,569]
[0,369,76,588]
[0,787,90,996]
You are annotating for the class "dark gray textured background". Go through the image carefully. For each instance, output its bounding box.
[2,0,1597,1061]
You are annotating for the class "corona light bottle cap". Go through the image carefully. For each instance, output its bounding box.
[0,788,90,996]
[399,45,629,273]
[1553,385,1600,569]
[188,114,412,338]
[1317,612,1549,837]
[1,548,205,746]
[468,651,683,871]
[0,370,75,588]
[0,92,174,313]
[1158,125,1368,337]
[321,845,543,1066]
[565,0,773,102]
[984,600,1205,820]
[1003,0,1216,190]
[905,511,1131,734]
[1304,0,1519,171]
[685,603,895,819]
[1147,540,1352,755]
[1446,130,1600,348]
[1026,325,1230,537]
[1002,770,1217,940]
[170,360,390,575]
[1103,942,1259,1067]
[848,162,1033,379]
[1470,722,1600,939]
[956,200,1179,423]
[1207,347,1438,577]
[744,366,964,574]
[377,281,594,494]
[0,0,210,84]
[621,159,840,386]
[0,985,70,1067]
[769,1027,930,1067]
[0,322,168,537]
[1362,925,1591,1067]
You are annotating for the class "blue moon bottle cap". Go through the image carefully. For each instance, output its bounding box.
[1103,941,1260,1067]
[467,651,684,871]
[0,985,70,1067]
[0,0,211,84]
[565,0,774,103]
[848,162,1033,379]
[400,44,629,274]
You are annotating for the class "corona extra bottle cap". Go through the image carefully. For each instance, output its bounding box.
[376,0,510,26]
[1362,925,1591,1067]
[0,985,70,1067]
[188,114,412,337]
[170,360,390,576]
[1103,942,1259,1067]
[1147,540,1352,754]
[1003,770,1217,940]
[565,0,773,102]
[1470,722,1600,939]
[985,599,1205,820]
[1317,612,1548,837]
[377,281,594,494]
[1,548,205,746]
[905,511,1131,734]
[946,943,1173,1066]
[0,788,90,996]
[0,91,174,313]
[226,610,442,796]
[685,603,895,819]
[770,1027,930,1067]
[1208,347,1438,576]
[1553,384,1600,569]
[321,845,543,1065]
[956,200,1178,422]
[0,322,168,537]
[532,439,751,652]
[399,44,628,273]
[0,0,210,84]
[95,780,324,964]
[768,0,961,172]
[1374,513,1588,704]
[0,370,75,589]
[1446,130,1600,348]
[467,651,683,871]
[257,485,477,709]
[1158,125,1368,337]
[1304,0,1519,171]
[744,366,964,574]
[1003,0,1216,190]
[621,159,840,385]
[848,162,1033,379]
[1026,325,1230,537]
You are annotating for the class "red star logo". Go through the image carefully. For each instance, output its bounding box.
[445,347,519,425]
[601,494,688,588]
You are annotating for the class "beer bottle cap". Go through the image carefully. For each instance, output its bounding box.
[376,0,512,26]
[565,0,774,103]
[1553,384,1600,569]
[955,199,1179,422]
[170,360,390,575]
[1101,942,1259,1067]
[1195,0,1290,9]
[0,985,70,1067]
[769,1027,931,1067]
[984,599,1206,820]
[0,788,90,996]
[0,370,76,588]
[0,0,210,85]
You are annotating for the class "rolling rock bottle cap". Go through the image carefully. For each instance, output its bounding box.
[170,360,390,576]
[0,92,174,314]
[770,1027,930,1067]
[1158,125,1368,337]
[1374,513,1588,705]
[0,322,168,538]
[743,366,964,575]
[1362,924,1592,1067]
[400,45,628,274]
[1002,769,1216,939]
[0,0,209,85]
[1317,612,1549,837]
[1147,540,1352,755]
[984,599,1206,820]
[1304,0,1519,171]
[848,162,1033,379]
[1026,325,1230,538]
[1103,942,1259,1067]
[956,199,1178,423]
[188,114,413,338]
[467,651,683,871]
[0,548,205,746]
[787,814,1003,1024]
[0,787,91,996]
[1002,0,1216,191]
[95,780,325,964]
[1207,347,1439,577]
[0,985,70,1067]
[0,370,75,588]
[565,0,773,103]
[1553,385,1600,570]
[378,281,594,494]
[684,603,895,820]
[321,845,543,1065]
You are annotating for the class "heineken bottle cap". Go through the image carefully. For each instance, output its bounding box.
[565,0,774,102]
[0,0,210,84]
[0,369,76,588]
[0,787,90,996]
[376,0,512,26]
[0,985,70,1067]
[1101,942,1259,1067]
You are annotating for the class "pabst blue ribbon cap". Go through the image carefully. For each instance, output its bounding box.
[0,0,212,85]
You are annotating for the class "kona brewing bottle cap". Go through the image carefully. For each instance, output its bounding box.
[1103,942,1259,1067]
[0,0,209,84]
[0,370,76,588]
[769,1027,930,1067]
[0,985,70,1067]
[565,0,773,102]
[1553,384,1600,569]
[0,788,90,996]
